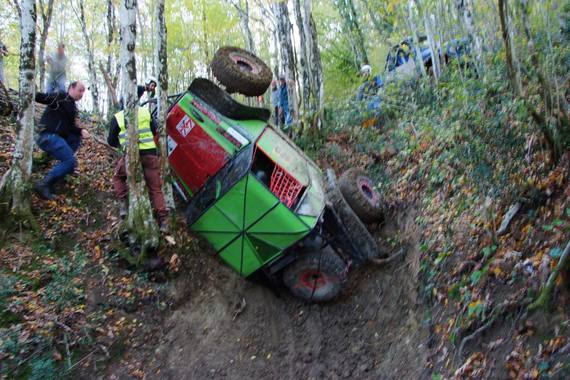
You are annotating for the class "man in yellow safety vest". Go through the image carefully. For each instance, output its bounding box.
[107,106,169,232]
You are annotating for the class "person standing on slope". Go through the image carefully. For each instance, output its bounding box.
[107,105,169,232]
[34,81,90,199]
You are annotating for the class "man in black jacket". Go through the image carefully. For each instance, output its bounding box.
[34,81,90,200]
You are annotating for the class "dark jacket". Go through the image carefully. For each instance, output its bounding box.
[107,112,158,155]
[35,92,82,138]
[119,86,155,110]
[137,85,155,100]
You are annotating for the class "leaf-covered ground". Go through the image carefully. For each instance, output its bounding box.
[1,71,569,380]
[308,67,570,378]
[0,117,196,379]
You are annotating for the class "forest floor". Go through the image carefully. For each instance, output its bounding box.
[1,111,569,379]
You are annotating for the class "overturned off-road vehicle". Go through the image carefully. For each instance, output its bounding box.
[165,47,385,301]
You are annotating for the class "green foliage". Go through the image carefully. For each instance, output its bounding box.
[0,273,19,328]
[549,247,563,259]
[29,353,58,380]
[467,300,485,319]
[42,248,87,312]
[0,245,90,378]
[0,324,55,379]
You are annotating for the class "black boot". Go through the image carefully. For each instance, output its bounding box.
[34,179,55,200]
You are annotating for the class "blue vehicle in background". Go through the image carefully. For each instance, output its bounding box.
[355,35,472,123]
[383,35,472,82]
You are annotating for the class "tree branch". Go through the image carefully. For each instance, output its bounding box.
[528,241,570,311]
[9,0,21,18]
[98,62,118,107]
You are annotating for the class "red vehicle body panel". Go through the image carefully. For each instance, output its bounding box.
[166,104,228,195]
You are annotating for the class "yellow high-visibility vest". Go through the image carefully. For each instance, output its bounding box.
[115,107,155,150]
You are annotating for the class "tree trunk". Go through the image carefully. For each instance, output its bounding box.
[106,0,116,115]
[293,0,310,128]
[334,0,368,68]
[136,7,147,78]
[77,0,100,114]
[498,0,521,96]
[455,0,484,71]
[0,0,37,226]
[423,10,441,81]
[200,0,212,79]
[252,0,279,76]
[9,0,21,18]
[37,0,55,92]
[273,1,298,125]
[529,241,570,311]
[155,0,174,210]
[119,0,158,254]
[407,0,427,77]
[518,0,567,162]
[0,40,6,84]
[229,0,255,53]
[360,0,389,39]
[99,62,118,108]
[301,0,324,130]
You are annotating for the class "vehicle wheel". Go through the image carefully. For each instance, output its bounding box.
[339,169,383,223]
[211,46,272,97]
[283,248,347,302]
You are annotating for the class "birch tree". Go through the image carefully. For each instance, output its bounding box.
[119,0,159,253]
[200,0,212,78]
[455,0,484,71]
[334,0,369,68]
[407,0,427,77]
[421,6,441,81]
[273,1,298,124]
[294,0,324,131]
[0,40,7,84]
[136,7,148,78]
[360,0,392,39]
[293,0,310,123]
[37,0,55,92]
[517,0,568,162]
[252,0,279,76]
[498,0,521,96]
[0,0,37,223]
[106,0,117,113]
[155,0,174,210]
[228,0,255,54]
[75,0,100,113]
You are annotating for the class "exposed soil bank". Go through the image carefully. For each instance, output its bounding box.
[125,208,431,379]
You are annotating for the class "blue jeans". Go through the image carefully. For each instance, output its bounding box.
[46,76,66,94]
[37,132,80,184]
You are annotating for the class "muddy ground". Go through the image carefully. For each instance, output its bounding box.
[102,208,431,380]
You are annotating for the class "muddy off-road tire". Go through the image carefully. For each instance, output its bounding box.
[339,169,383,224]
[326,185,382,262]
[211,46,272,97]
[283,248,347,302]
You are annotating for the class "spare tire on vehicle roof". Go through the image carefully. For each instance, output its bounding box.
[211,46,273,97]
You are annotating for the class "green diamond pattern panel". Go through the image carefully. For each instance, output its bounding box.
[191,174,312,277]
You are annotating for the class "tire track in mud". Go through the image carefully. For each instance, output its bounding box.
[124,208,431,379]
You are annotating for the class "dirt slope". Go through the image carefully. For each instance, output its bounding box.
[117,210,430,380]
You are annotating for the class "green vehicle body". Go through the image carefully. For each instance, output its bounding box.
[159,44,382,301]
[166,84,329,278]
